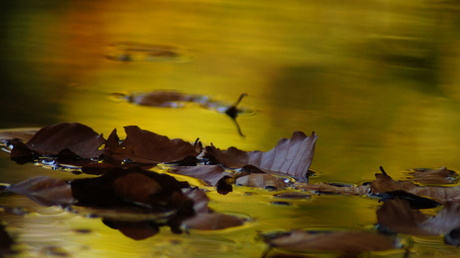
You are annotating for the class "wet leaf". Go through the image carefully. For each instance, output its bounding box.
[295,182,370,196]
[105,126,199,164]
[22,122,105,159]
[5,176,75,206]
[263,230,399,254]
[205,131,318,182]
[406,167,458,184]
[235,174,287,190]
[371,171,460,203]
[377,190,441,209]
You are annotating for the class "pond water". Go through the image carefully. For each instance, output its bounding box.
[1,0,460,257]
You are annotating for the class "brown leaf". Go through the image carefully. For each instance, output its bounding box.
[105,126,198,164]
[205,131,318,182]
[170,165,231,186]
[5,176,75,206]
[406,167,458,184]
[263,230,399,254]
[295,182,370,196]
[235,174,287,190]
[24,122,105,159]
[371,172,460,203]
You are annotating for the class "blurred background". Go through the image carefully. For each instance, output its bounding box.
[1,0,460,256]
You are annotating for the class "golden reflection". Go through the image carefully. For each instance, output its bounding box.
[2,0,460,257]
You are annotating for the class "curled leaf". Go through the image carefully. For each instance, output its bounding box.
[205,131,318,182]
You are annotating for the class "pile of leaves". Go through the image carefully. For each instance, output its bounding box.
[1,122,460,256]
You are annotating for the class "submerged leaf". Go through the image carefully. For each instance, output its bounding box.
[263,230,399,254]
[205,131,318,182]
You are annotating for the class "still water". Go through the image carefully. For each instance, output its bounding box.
[1,0,460,257]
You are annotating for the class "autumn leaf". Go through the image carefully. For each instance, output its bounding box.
[405,167,458,185]
[262,230,400,254]
[104,126,199,164]
[371,169,460,203]
[22,122,105,159]
[205,131,318,182]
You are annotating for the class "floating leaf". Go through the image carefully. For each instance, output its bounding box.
[205,131,318,182]
[23,122,105,159]
[262,230,399,254]
[406,167,458,185]
[371,170,460,203]
[295,182,370,196]
[105,126,199,164]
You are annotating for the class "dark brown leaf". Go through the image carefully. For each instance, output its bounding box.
[105,126,198,164]
[205,131,318,182]
[263,230,399,254]
[5,176,75,206]
[24,122,105,159]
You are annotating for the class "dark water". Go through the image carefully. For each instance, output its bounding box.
[1,0,460,257]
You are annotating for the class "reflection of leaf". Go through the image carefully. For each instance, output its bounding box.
[106,42,189,63]
[205,131,318,182]
[105,126,199,164]
[235,174,287,190]
[262,230,399,254]
[295,182,370,196]
[0,221,15,255]
[5,176,75,207]
[102,219,160,240]
[182,187,247,230]
[377,198,460,244]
